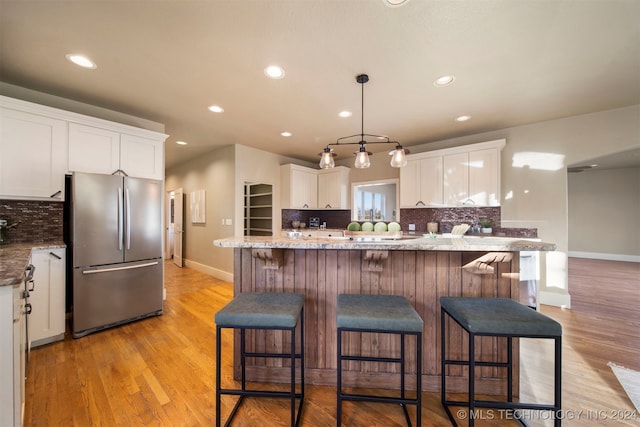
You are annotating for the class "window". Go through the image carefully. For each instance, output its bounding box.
[351,180,399,222]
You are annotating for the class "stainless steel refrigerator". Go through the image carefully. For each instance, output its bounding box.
[70,172,163,338]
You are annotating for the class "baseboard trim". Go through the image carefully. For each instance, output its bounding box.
[540,291,571,309]
[568,251,640,263]
[183,259,234,283]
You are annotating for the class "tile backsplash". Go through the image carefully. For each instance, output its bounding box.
[0,200,63,244]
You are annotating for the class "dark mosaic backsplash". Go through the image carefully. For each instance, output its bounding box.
[0,200,63,244]
[399,207,501,233]
[282,207,537,238]
[400,207,537,238]
[282,209,351,229]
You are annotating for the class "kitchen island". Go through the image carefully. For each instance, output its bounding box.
[213,234,555,395]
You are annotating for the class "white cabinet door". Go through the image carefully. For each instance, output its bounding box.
[69,123,164,180]
[29,248,66,346]
[68,123,120,175]
[13,284,25,427]
[469,148,500,206]
[120,133,164,180]
[281,164,318,209]
[317,167,349,209]
[399,158,421,207]
[0,108,67,201]
[443,152,469,206]
[294,168,317,209]
[400,157,443,207]
[419,156,443,206]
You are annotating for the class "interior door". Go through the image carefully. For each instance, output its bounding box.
[172,188,184,267]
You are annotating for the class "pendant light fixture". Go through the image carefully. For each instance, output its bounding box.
[318,73,409,169]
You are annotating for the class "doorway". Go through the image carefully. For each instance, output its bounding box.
[166,188,184,267]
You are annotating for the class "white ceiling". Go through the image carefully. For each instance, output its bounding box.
[1,0,639,170]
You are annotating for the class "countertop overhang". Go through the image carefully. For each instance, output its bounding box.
[213,235,556,252]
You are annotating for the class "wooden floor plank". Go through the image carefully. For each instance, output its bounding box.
[24,258,640,426]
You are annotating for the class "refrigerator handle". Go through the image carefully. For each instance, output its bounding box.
[118,187,123,251]
[125,187,131,250]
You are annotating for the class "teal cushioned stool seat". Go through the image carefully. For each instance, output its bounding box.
[215,292,305,427]
[440,297,562,427]
[337,294,423,427]
[215,292,304,328]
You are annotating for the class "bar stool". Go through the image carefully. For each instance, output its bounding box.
[440,297,562,427]
[215,292,305,427]
[337,294,423,427]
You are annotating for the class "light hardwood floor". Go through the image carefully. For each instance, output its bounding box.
[24,258,639,426]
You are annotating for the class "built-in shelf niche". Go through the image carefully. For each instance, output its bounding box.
[244,182,273,236]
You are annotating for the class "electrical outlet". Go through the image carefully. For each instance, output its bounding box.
[225,218,233,225]
[408,224,416,231]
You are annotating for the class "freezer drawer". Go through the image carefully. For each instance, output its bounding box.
[72,260,163,338]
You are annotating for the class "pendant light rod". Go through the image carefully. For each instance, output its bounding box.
[358,73,368,142]
[317,73,408,169]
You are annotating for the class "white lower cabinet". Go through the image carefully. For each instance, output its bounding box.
[29,248,66,347]
[0,284,25,427]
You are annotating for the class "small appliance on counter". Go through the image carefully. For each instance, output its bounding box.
[0,219,19,245]
[309,217,320,228]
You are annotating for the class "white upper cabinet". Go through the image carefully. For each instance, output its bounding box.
[281,164,318,209]
[282,164,351,210]
[119,133,164,180]
[0,107,68,201]
[400,139,505,207]
[443,152,470,206]
[69,122,165,180]
[0,96,167,201]
[68,123,120,175]
[400,156,443,207]
[468,148,500,206]
[317,166,350,209]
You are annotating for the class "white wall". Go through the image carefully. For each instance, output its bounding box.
[404,104,639,307]
[165,145,236,280]
[166,144,310,281]
[568,167,640,261]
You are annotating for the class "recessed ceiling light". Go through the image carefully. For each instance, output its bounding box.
[339,111,352,118]
[176,141,188,145]
[65,54,97,69]
[383,0,409,7]
[281,132,292,137]
[264,65,285,79]
[456,115,472,122]
[434,75,455,87]
[208,105,224,113]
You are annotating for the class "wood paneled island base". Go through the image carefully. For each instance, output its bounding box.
[230,246,525,396]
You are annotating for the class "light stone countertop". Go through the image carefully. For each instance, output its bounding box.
[214,235,556,252]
